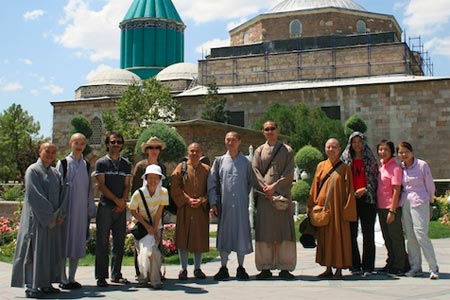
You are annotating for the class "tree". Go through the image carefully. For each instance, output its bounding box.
[0,104,40,180]
[70,115,93,156]
[254,103,346,152]
[294,145,323,181]
[103,78,180,139]
[135,123,186,163]
[345,113,367,136]
[201,79,229,123]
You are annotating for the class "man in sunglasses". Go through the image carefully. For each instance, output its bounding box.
[94,132,132,287]
[252,120,297,279]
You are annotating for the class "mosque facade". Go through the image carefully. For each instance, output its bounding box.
[52,0,450,178]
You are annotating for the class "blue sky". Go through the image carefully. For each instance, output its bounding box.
[1,0,450,137]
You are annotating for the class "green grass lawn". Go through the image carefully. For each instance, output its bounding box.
[78,249,219,266]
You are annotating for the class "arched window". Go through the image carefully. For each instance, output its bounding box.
[90,117,102,145]
[356,20,367,33]
[289,19,302,37]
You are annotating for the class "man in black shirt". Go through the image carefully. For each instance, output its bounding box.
[94,132,132,287]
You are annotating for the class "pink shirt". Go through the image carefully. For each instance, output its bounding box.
[377,157,403,209]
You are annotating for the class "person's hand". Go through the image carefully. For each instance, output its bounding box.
[355,188,367,199]
[263,184,276,198]
[189,198,201,208]
[386,211,396,224]
[210,205,218,217]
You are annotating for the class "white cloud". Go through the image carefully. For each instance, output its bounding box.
[403,0,450,35]
[43,84,64,95]
[30,89,40,96]
[425,37,450,57]
[55,0,133,62]
[175,0,275,23]
[0,82,23,92]
[195,38,230,56]
[227,17,249,31]
[19,58,33,65]
[23,9,45,21]
[86,64,114,81]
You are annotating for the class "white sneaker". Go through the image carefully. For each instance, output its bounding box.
[429,271,439,280]
[405,269,422,277]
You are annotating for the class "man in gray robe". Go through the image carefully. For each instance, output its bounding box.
[252,120,297,279]
[208,131,253,280]
[57,133,96,289]
[11,143,66,298]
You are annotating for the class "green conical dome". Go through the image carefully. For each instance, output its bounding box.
[123,0,183,22]
[120,0,185,79]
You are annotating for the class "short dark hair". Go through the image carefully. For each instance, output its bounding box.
[377,139,395,157]
[105,132,124,151]
[397,141,413,153]
[263,120,278,129]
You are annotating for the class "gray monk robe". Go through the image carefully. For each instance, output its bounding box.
[11,159,66,289]
[253,141,297,271]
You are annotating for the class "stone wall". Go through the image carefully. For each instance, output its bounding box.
[176,78,450,178]
[75,84,130,99]
[51,98,117,161]
[199,43,419,86]
[231,10,400,45]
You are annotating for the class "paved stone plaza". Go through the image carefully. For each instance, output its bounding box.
[1,237,449,300]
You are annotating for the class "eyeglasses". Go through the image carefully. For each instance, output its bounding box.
[147,146,161,150]
[264,126,277,132]
[109,140,123,145]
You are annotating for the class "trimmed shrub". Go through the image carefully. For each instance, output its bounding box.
[345,114,367,136]
[294,145,323,180]
[135,124,186,163]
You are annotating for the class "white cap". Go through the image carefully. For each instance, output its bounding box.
[141,164,165,180]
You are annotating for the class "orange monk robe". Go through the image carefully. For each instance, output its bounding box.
[307,159,357,268]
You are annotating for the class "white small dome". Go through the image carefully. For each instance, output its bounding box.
[156,63,198,81]
[269,0,366,13]
[87,69,141,85]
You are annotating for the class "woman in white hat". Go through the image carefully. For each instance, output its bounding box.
[129,164,168,289]
[131,136,167,193]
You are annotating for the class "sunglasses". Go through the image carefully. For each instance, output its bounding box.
[147,146,162,150]
[109,140,124,145]
[264,126,277,132]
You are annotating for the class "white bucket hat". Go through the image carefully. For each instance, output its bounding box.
[141,164,166,180]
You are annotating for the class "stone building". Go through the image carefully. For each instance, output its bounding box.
[51,0,450,178]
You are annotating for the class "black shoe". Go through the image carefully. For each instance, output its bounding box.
[350,267,362,275]
[389,269,404,276]
[97,278,109,287]
[25,288,45,299]
[39,286,60,294]
[178,269,188,280]
[255,269,272,280]
[194,269,206,279]
[59,281,82,289]
[380,264,391,273]
[236,266,249,280]
[279,270,295,279]
[213,267,230,281]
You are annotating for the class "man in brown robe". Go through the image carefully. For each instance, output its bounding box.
[171,143,211,280]
[307,138,357,278]
[253,120,297,279]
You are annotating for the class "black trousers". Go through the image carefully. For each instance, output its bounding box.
[350,198,377,272]
[95,205,127,280]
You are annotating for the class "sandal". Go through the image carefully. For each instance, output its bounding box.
[111,277,130,284]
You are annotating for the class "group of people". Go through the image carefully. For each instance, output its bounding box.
[308,133,439,281]
[10,122,439,298]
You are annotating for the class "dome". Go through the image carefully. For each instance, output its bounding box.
[268,0,366,13]
[87,69,141,86]
[122,0,183,23]
[156,63,197,81]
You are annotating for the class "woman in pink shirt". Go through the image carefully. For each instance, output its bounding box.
[377,140,407,275]
[397,141,439,279]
